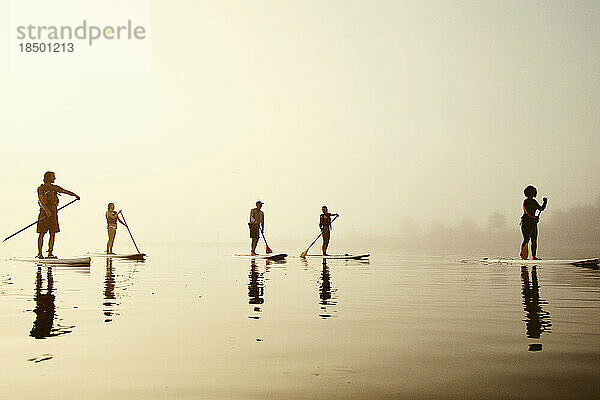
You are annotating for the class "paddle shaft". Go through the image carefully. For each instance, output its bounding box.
[261,230,273,254]
[2,198,79,243]
[119,211,142,254]
[300,215,339,257]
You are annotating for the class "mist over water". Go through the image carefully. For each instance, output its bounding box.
[391,196,600,258]
[2,1,600,250]
[2,1,600,398]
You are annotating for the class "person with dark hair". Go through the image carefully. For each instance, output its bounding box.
[106,203,126,254]
[319,206,339,256]
[520,185,547,260]
[36,171,80,259]
[248,201,264,256]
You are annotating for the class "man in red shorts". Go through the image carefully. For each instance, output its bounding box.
[36,171,80,259]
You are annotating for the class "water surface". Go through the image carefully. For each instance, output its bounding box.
[1,247,599,399]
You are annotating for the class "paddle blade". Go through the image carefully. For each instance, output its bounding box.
[261,231,273,253]
[300,249,308,258]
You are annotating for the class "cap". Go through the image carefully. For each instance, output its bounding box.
[256,200,264,205]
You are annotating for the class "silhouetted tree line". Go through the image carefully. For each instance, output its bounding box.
[394,196,600,257]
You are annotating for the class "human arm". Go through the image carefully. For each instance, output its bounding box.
[531,198,548,221]
[56,185,80,200]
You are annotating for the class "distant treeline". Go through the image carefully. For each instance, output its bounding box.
[361,197,600,258]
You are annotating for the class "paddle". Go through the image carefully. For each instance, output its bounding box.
[118,210,142,254]
[300,215,339,258]
[261,230,273,254]
[2,198,79,243]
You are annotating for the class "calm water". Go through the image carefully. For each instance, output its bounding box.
[1,247,599,399]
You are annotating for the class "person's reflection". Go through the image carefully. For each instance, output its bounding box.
[248,260,264,319]
[104,258,119,323]
[521,266,551,348]
[319,259,337,318]
[30,267,72,339]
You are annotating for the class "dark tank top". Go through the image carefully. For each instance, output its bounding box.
[522,198,542,223]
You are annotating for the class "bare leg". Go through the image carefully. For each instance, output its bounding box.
[531,225,539,259]
[322,230,330,255]
[107,228,116,253]
[520,242,529,260]
[37,233,45,257]
[48,232,56,255]
[520,223,532,260]
[251,237,259,254]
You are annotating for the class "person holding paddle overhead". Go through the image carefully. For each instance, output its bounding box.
[36,171,80,259]
[106,203,126,255]
[248,201,265,256]
[319,206,339,256]
[520,185,547,260]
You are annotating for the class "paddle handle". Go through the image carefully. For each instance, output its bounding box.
[2,198,79,243]
[119,211,142,254]
[300,215,339,258]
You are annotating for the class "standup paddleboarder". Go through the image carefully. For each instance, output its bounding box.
[106,203,126,254]
[36,171,80,259]
[248,201,264,256]
[319,206,339,256]
[520,185,547,260]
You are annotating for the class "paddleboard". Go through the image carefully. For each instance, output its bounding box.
[233,253,287,261]
[301,253,370,260]
[88,252,146,260]
[12,256,91,265]
[480,257,599,267]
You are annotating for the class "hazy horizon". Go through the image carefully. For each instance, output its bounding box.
[2,1,599,253]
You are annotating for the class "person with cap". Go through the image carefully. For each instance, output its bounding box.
[248,201,265,256]
[319,206,339,256]
[36,171,80,259]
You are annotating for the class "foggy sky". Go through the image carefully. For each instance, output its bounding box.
[1,1,599,254]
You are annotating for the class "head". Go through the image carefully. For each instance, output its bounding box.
[43,171,55,184]
[256,201,263,209]
[108,202,115,211]
[322,205,328,213]
[524,185,537,198]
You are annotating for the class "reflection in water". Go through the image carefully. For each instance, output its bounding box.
[104,258,120,323]
[30,267,73,339]
[521,266,552,350]
[0,273,14,296]
[319,259,337,319]
[248,260,264,319]
[300,258,309,270]
[102,258,143,323]
[27,353,54,363]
